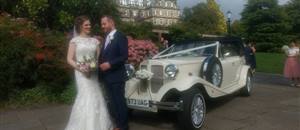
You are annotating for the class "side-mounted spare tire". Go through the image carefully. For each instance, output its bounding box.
[200,56,223,87]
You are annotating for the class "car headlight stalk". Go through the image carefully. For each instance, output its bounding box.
[165,64,179,79]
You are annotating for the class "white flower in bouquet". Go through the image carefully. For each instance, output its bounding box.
[135,69,153,80]
[89,61,96,70]
[86,55,92,61]
[77,55,97,72]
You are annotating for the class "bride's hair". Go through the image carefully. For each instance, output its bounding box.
[74,15,90,33]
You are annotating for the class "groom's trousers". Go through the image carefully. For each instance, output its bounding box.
[105,82,129,130]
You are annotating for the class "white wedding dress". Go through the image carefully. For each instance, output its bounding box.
[65,36,113,130]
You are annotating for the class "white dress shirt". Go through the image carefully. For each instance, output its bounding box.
[104,29,117,49]
[287,47,299,57]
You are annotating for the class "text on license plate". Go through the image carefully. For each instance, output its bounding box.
[127,99,149,107]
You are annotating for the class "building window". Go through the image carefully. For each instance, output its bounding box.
[159,10,162,16]
[133,11,137,17]
[125,10,129,16]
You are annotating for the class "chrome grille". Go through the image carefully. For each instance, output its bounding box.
[141,65,147,70]
[139,80,148,92]
[151,65,164,93]
[139,64,148,93]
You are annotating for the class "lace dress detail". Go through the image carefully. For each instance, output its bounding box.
[65,36,113,130]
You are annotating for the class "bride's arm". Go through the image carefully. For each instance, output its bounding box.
[96,43,101,59]
[96,38,101,59]
[67,43,80,71]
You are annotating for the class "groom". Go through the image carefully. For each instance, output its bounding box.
[99,15,129,130]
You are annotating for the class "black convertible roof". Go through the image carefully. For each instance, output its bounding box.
[173,36,243,45]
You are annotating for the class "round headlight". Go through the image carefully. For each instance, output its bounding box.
[125,64,135,80]
[165,64,178,78]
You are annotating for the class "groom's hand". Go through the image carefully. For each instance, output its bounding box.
[100,62,111,71]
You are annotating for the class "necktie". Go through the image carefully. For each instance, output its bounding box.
[104,35,110,49]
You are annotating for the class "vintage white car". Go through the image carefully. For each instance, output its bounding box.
[125,37,253,130]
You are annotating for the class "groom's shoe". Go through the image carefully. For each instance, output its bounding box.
[113,128,121,130]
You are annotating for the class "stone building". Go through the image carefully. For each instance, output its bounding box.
[115,0,180,27]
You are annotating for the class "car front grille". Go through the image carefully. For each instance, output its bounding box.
[150,65,164,93]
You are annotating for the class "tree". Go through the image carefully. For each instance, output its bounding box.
[168,23,199,42]
[231,20,245,37]
[181,2,226,35]
[15,0,49,26]
[284,0,300,38]
[10,0,119,30]
[57,0,119,30]
[207,0,227,34]
[241,0,291,52]
[118,22,156,40]
[0,0,19,14]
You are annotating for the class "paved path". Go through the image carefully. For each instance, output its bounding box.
[1,73,299,130]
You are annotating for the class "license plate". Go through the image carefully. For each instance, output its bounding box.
[127,99,149,108]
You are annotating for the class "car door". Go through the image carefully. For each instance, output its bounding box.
[219,42,242,88]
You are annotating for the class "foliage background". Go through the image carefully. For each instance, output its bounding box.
[0,13,71,107]
[0,0,119,31]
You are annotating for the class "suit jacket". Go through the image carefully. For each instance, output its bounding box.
[98,31,128,83]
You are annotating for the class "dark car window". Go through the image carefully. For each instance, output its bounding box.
[221,41,243,57]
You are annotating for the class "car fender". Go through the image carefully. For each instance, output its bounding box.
[152,76,228,101]
[238,65,251,87]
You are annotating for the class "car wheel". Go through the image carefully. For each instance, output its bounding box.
[178,88,206,130]
[240,71,253,96]
[200,56,223,87]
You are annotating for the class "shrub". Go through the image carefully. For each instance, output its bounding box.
[60,82,76,104]
[0,12,71,102]
[128,39,159,66]
[8,85,51,107]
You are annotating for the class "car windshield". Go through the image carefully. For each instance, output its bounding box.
[157,41,217,58]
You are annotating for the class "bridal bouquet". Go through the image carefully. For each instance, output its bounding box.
[135,69,153,80]
[77,55,97,73]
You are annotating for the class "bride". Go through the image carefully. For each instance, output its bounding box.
[65,15,113,130]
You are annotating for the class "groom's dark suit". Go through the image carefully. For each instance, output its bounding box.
[99,31,129,130]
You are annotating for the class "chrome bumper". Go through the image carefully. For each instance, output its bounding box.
[127,100,183,112]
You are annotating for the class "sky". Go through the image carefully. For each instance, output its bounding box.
[177,0,291,20]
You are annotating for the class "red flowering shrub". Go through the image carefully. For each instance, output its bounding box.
[0,12,70,101]
[128,39,159,66]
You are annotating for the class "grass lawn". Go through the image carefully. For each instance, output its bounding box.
[256,52,285,74]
